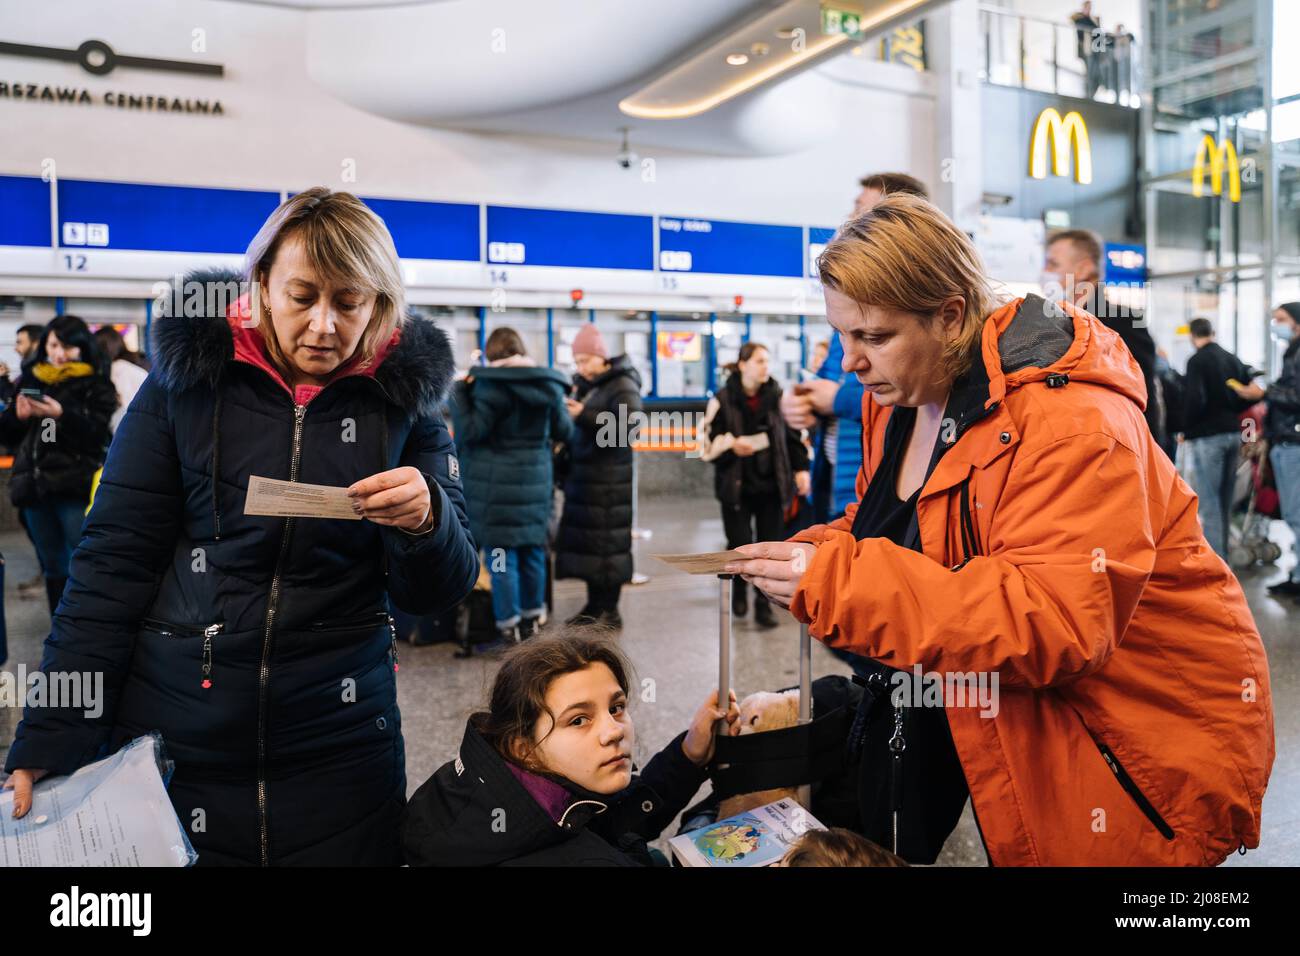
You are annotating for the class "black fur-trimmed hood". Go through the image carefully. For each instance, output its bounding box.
[150,268,456,418]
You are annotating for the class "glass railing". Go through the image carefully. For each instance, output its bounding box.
[978,4,1140,107]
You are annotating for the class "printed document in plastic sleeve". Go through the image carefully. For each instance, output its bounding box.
[0,734,198,866]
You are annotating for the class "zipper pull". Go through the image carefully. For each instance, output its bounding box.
[888,704,907,755]
[294,403,306,424]
[201,623,221,689]
[388,614,400,673]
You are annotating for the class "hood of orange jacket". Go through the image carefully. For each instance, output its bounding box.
[789,295,1274,866]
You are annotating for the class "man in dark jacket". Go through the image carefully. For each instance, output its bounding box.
[1045,229,1164,446]
[1183,317,1254,560]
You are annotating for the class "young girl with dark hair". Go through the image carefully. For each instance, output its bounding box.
[402,631,737,865]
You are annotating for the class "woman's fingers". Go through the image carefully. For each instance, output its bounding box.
[729,557,796,581]
[744,575,795,608]
[6,771,33,819]
[364,504,426,527]
[356,481,422,512]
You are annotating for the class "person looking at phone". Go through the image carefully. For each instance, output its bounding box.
[0,314,117,613]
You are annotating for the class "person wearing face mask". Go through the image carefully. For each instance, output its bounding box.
[0,315,117,614]
[555,324,642,630]
[699,342,810,629]
[1043,229,1164,448]
[724,194,1273,865]
[1229,303,1300,598]
[401,631,737,866]
[2,188,479,865]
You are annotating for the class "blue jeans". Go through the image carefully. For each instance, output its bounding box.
[1189,431,1240,561]
[22,498,88,579]
[1270,442,1300,583]
[486,545,546,629]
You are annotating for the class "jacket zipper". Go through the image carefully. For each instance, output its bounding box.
[388,614,400,674]
[257,402,307,866]
[141,619,224,689]
[1096,741,1175,840]
[888,700,907,854]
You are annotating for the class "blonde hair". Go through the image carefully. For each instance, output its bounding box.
[245,187,406,379]
[816,193,996,385]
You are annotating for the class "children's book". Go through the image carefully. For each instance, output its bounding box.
[669,798,824,867]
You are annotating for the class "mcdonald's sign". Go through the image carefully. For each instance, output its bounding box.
[1028,108,1092,185]
[1192,135,1241,202]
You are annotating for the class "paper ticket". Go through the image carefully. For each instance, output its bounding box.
[651,550,749,575]
[244,474,361,520]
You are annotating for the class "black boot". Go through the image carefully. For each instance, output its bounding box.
[731,580,748,618]
[518,616,541,640]
[754,597,779,630]
[45,576,68,616]
[565,606,601,627]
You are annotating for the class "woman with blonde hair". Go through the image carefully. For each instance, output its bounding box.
[4,187,479,865]
[727,193,1274,866]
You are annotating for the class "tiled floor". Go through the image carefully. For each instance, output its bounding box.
[2,493,1296,865]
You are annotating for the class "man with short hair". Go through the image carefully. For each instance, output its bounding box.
[0,324,43,404]
[786,173,930,523]
[1183,317,1256,561]
[16,323,42,362]
[1044,229,1164,446]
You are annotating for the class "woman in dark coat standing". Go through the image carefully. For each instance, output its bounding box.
[0,315,118,614]
[449,327,572,644]
[555,324,642,630]
[698,342,810,628]
[3,189,479,865]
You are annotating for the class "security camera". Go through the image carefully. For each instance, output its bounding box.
[616,127,637,170]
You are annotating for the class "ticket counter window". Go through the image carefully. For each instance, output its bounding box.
[654,317,710,398]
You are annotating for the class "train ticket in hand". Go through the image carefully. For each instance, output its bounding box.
[244,475,361,520]
[652,550,748,574]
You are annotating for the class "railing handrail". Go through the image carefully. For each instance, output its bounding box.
[978,3,1134,37]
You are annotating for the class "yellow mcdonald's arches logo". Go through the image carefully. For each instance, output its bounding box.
[1029,108,1092,184]
[1192,135,1241,203]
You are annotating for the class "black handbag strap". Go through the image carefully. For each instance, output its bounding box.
[708,705,855,797]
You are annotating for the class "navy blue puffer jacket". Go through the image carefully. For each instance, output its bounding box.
[3,270,479,866]
[447,363,572,549]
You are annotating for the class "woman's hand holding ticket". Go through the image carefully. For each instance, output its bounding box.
[724,541,818,609]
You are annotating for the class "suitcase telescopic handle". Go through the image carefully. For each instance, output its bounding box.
[716,573,815,808]
[716,573,733,747]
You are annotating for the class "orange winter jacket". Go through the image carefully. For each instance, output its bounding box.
[789,295,1274,866]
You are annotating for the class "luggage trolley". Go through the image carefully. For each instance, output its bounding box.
[709,573,853,813]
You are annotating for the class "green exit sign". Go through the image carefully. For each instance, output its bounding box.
[822,7,864,37]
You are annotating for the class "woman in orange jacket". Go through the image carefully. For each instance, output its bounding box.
[727,194,1274,866]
